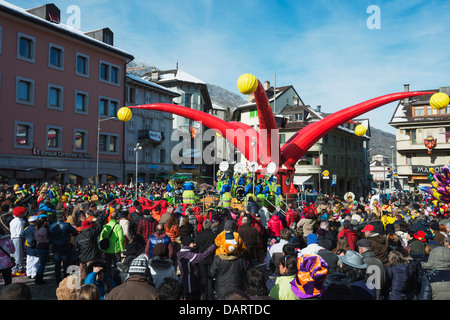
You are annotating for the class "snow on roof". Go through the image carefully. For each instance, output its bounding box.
[0,0,133,58]
[159,69,205,85]
[212,103,227,111]
[390,103,409,123]
[126,73,179,96]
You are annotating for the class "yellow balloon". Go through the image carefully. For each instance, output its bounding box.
[237,73,258,95]
[117,107,132,122]
[354,124,367,136]
[430,92,449,110]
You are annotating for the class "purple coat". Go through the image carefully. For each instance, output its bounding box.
[177,244,216,294]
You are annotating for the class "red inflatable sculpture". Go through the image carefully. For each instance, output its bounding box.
[129,73,433,194]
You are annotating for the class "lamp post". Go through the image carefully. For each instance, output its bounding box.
[96,116,116,185]
[390,146,395,191]
[251,137,257,196]
[134,142,142,200]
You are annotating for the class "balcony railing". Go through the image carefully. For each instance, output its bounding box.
[138,130,165,144]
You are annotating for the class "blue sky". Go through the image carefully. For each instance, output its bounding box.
[7,0,450,133]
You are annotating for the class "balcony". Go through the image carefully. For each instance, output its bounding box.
[138,130,165,144]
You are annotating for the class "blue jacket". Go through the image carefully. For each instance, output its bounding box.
[49,219,78,251]
[147,233,171,258]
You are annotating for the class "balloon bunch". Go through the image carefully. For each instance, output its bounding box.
[419,164,450,216]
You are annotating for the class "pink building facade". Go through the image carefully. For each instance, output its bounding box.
[0,2,134,184]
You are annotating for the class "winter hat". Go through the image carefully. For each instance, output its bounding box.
[128,254,149,275]
[306,233,318,245]
[290,254,328,299]
[13,206,26,217]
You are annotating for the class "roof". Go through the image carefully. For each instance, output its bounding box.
[157,69,206,85]
[389,88,450,125]
[0,0,134,60]
[126,73,180,96]
[235,85,298,110]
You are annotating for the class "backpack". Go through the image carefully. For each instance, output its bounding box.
[24,226,36,249]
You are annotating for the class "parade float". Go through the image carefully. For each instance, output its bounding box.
[118,73,439,209]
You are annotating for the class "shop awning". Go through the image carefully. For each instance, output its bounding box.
[293,175,312,185]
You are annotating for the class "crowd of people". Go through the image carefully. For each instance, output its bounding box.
[0,181,450,301]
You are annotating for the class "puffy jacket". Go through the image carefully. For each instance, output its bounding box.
[419,247,450,300]
[296,217,316,237]
[268,215,283,238]
[210,253,249,299]
[286,210,298,227]
[99,219,125,254]
[385,262,417,300]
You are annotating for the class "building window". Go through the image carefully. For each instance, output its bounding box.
[250,109,258,118]
[99,133,119,154]
[0,26,3,54]
[48,43,64,71]
[160,149,166,163]
[17,33,35,63]
[16,76,34,105]
[75,91,88,114]
[98,97,120,118]
[185,93,192,108]
[76,52,89,77]
[99,60,120,85]
[74,129,87,151]
[46,126,62,150]
[128,87,136,103]
[446,128,450,143]
[48,84,64,110]
[413,107,425,117]
[14,121,33,149]
[279,133,286,144]
[405,129,416,143]
[406,154,413,165]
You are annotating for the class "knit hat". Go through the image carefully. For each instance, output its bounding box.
[128,254,149,275]
[290,254,328,299]
[306,233,318,245]
[13,206,26,217]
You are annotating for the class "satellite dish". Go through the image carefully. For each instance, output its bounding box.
[266,162,278,174]
[219,161,229,172]
[248,161,258,173]
[234,163,244,173]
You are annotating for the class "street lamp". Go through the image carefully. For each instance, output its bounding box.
[134,142,142,199]
[96,116,116,185]
[251,137,257,196]
[391,145,395,191]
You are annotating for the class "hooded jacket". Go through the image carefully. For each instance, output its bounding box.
[419,247,450,300]
[268,215,283,238]
[210,253,249,300]
[367,233,389,265]
[75,224,102,263]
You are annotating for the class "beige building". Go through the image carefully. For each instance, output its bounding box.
[390,85,450,190]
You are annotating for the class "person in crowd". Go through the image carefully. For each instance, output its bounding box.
[361,224,389,265]
[0,283,32,300]
[10,206,26,277]
[384,249,417,300]
[290,253,329,300]
[106,254,158,300]
[0,234,15,286]
[268,255,298,300]
[177,235,216,300]
[245,268,275,300]
[418,246,450,300]
[84,260,117,300]
[149,243,177,289]
[74,219,102,283]
[76,284,101,300]
[237,215,260,267]
[23,215,39,279]
[99,211,125,281]
[49,211,79,284]
[356,239,386,300]
[136,209,158,243]
[210,220,248,300]
[34,215,51,285]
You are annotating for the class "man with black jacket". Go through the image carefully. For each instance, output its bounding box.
[195,219,216,299]
[75,220,102,283]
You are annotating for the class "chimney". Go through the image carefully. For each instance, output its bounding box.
[26,3,60,23]
[403,84,410,104]
[264,81,271,90]
[293,97,299,106]
[85,28,114,45]
[316,105,322,112]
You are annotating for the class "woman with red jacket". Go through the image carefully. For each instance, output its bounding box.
[337,219,359,251]
[268,214,283,241]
